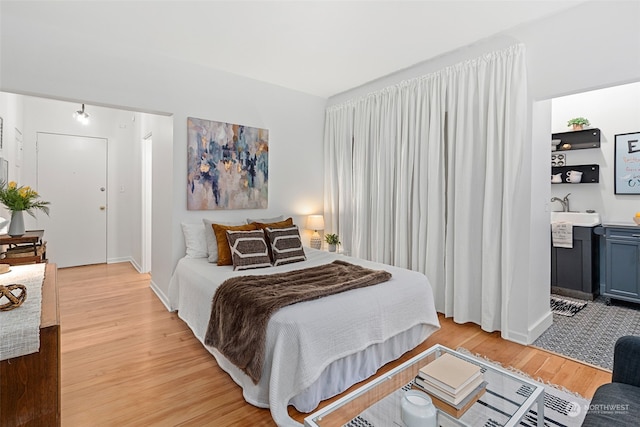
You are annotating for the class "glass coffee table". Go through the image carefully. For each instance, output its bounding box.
[304,344,544,427]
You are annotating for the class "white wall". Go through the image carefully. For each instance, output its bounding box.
[551,82,640,223]
[327,0,640,343]
[0,9,326,300]
[18,96,139,264]
[130,113,145,270]
[529,100,554,340]
[0,92,24,188]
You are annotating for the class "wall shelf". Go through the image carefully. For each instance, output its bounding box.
[552,164,599,183]
[552,128,601,151]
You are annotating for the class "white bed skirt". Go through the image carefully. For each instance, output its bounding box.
[211,323,430,414]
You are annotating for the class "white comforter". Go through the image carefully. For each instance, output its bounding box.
[168,248,440,426]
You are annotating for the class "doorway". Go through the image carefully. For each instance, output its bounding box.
[141,132,152,273]
[36,132,108,268]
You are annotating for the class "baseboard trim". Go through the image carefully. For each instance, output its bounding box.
[502,329,529,346]
[129,258,143,273]
[150,279,171,311]
[107,256,132,265]
[107,256,145,274]
[527,310,553,344]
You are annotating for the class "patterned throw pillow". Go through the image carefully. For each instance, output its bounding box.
[225,229,272,271]
[265,226,306,266]
[213,223,258,266]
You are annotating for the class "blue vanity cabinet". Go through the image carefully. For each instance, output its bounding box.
[600,226,640,304]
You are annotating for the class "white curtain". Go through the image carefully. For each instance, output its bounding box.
[324,45,527,332]
[323,104,353,250]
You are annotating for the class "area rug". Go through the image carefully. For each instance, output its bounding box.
[550,295,587,317]
[534,295,640,370]
[344,348,589,427]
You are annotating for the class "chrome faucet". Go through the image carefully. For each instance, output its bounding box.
[551,193,571,212]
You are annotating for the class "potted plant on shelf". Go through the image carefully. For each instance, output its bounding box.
[324,233,341,252]
[567,117,590,131]
[0,181,50,237]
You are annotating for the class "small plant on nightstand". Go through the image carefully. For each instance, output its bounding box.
[324,233,341,252]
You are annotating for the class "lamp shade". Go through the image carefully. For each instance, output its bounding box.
[306,214,325,231]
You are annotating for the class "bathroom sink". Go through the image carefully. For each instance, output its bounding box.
[550,211,601,226]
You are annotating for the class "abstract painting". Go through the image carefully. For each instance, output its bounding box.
[187,117,269,210]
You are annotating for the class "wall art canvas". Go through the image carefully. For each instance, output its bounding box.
[187,117,269,210]
[614,131,640,194]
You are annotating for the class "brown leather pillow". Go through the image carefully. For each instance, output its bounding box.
[213,223,258,266]
[251,217,294,230]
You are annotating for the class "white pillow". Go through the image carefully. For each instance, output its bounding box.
[203,219,245,263]
[181,223,208,258]
[245,215,286,225]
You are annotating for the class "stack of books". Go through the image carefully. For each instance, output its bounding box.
[413,353,487,418]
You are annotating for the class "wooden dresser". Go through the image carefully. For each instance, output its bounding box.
[0,264,60,426]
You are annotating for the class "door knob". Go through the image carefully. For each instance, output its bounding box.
[100,206,106,211]
[100,187,105,192]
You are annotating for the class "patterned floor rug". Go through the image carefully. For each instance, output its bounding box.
[550,295,588,317]
[344,348,589,427]
[534,295,640,370]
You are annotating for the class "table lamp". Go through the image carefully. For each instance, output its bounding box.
[306,215,324,250]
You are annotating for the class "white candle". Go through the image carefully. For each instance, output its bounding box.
[401,390,437,427]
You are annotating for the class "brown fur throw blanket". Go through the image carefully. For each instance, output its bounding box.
[204,260,392,384]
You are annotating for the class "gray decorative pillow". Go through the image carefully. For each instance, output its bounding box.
[226,229,272,271]
[245,215,285,225]
[265,226,306,266]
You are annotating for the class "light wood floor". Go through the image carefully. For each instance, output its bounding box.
[59,262,611,426]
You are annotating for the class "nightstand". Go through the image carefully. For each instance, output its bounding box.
[328,249,350,256]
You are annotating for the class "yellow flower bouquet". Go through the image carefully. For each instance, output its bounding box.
[0,181,50,217]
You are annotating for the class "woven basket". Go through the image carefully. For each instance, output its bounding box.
[5,242,46,259]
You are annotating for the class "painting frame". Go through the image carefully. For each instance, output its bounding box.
[0,158,7,184]
[614,131,640,194]
[187,117,269,210]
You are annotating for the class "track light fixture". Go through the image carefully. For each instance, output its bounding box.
[73,103,90,125]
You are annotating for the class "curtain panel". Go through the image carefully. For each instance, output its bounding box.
[324,44,527,332]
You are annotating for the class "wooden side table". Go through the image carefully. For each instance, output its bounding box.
[0,230,46,265]
[0,263,60,426]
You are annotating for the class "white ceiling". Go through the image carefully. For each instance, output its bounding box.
[4,0,586,98]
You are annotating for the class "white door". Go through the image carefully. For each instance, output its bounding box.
[36,133,107,268]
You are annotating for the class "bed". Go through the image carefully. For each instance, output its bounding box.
[168,247,440,426]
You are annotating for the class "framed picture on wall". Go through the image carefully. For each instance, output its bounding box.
[0,158,7,184]
[614,131,640,194]
[186,117,269,210]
